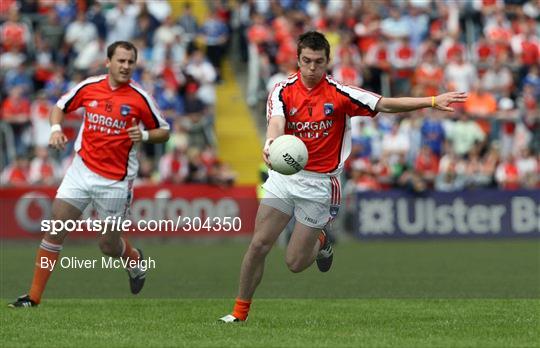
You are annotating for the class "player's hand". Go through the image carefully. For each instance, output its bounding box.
[127,118,142,142]
[434,92,468,112]
[49,131,68,151]
[263,138,274,168]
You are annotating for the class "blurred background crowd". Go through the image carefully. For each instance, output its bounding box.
[0,0,235,187]
[0,0,539,192]
[239,0,539,192]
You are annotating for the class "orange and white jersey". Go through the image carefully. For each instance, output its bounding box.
[267,72,380,174]
[57,75,169,181]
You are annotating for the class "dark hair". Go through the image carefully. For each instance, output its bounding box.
[107,41,138,61]
[297,31,330,61]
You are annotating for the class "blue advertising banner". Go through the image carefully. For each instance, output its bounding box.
[355,189,540,238]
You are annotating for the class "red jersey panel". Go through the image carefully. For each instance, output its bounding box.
[57,75,169,180]
[267,72,380,174]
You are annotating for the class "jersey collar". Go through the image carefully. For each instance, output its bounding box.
[106,75,130,91]
[297,72,327,93]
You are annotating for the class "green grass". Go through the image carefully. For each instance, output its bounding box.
[1,299,538,347]
[1,239,539,347]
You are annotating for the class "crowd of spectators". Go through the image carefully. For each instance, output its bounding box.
[1,0,539,192]
[0,0,236,187]
[236,0,539,192]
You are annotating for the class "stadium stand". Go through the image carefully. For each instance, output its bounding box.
[0,0,538,192]
[235,0,539,193]
[0,0,242,187]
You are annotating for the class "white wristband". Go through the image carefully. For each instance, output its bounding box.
[50,124,62,134]
[141,130,149,142]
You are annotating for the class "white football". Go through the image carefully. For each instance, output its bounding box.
[268,135,308,175]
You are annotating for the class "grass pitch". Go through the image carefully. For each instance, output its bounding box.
[1,239,539,347]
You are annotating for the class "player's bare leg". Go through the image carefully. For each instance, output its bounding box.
[98,224,146,294]
[97,226,123,257]
[220,204,290,322]
[9,199,82,308]
[285,222,321,273]
[238,204,291,299]
[47,198,83,243]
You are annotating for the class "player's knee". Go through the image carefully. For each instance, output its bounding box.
[286,256,307,273]
[249,239,272,257]
[98,240,121,257]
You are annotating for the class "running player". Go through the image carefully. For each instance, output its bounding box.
[9,41,170,308]
[219,31,466,322]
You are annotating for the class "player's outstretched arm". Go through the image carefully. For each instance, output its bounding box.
[49,106,68,151]
[375,92,467,113]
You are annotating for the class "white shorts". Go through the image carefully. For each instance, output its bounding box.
[261,169,341,228]
[56,155,133,219]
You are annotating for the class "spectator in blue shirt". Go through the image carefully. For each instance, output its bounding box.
[155,83,185,124]
[421,113,446,157]
[200,12,229,81]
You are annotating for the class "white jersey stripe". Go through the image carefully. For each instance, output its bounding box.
[330,176,341,205]
[266,75,298,121]
[325,76,380,111]
[333,177,337,204]
[266,84,280,123]
[336,115,353,175]
[128,82,169,129]
[330,177,335,205]
[335,177,340,205]
[57,75,107,111]
[336,177,341,204]
[73,116,85,153]
[126,142,138,180]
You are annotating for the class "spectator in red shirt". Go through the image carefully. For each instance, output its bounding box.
[159,142,189,184]
[28,146,61,185]
[464,83,498,135]
[484,10,512,46]
[413,49,443,97]
[332,50,362,86]
[414,145,439,187]
[364,35,390,93]
[511,26,539,68]
[0,7,31,52]
[246,13,273,106]
[353,12,380,56]
[389,37,416,96]
[348,159,380,192]
[472,35,494,73]
[0,156,29,186]
[495,154,520,190]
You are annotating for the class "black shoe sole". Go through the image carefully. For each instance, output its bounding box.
[316,253,333,273]
[128,248,146,295]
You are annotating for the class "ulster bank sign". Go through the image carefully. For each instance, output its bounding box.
[355,190,540,238]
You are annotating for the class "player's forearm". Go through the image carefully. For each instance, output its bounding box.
[266,117,285,140]
[375,97,431,113]
[49,106,65,126]
[146,128,169,144]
